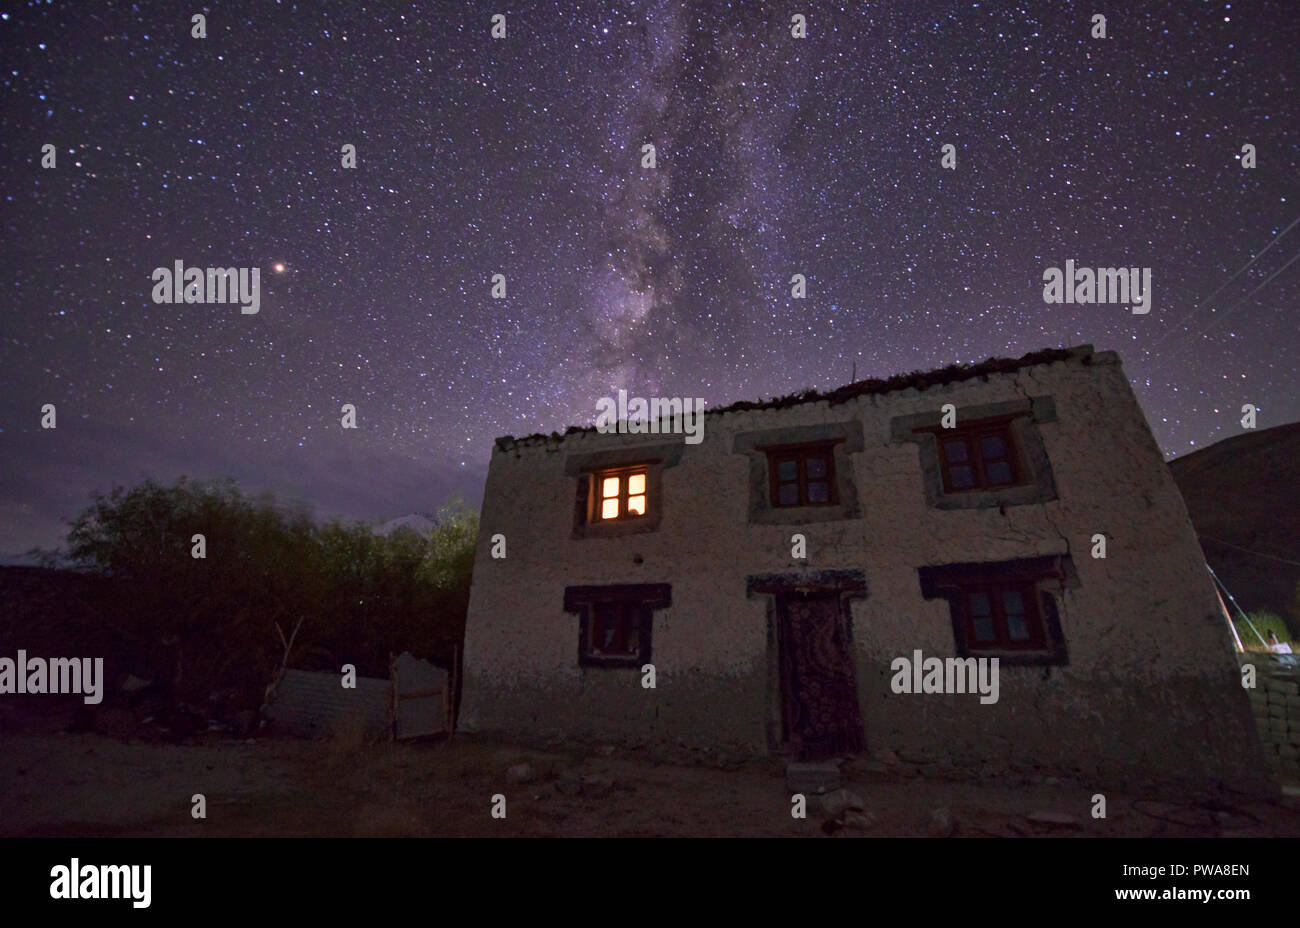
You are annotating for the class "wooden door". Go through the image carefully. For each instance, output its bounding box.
[776,592,865,759]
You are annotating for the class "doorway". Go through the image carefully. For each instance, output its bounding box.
[775,592,865,760]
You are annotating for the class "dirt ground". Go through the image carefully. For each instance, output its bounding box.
[4,705,1299,838]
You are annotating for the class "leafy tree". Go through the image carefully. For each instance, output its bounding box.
[63,478,478,711]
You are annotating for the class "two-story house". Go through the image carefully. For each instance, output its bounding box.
[459,345,1272,793]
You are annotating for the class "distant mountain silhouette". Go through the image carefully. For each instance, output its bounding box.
[1170,422,1300,635]
[373,512,439,536]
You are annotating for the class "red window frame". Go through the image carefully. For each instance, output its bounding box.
[764,442,838,507]
[953,580,1048,651]
[933,419,1023,493]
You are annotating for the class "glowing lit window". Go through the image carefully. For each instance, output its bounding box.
[591,466,649,521]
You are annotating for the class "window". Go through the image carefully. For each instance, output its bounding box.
[588,601,646,660]
[590,465,648,522]
[766,443,838,507]
[936,421,1021,492]
[891,399,1058,511]
[565,583,670,668]
[918,556,1071,666]
[954,581,1047,651]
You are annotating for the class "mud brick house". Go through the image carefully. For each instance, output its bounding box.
[460,345,1273,793]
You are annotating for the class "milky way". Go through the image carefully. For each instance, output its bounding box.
[1,0,1296,553]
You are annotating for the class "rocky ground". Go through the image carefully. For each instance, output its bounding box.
[3,703,1298,837]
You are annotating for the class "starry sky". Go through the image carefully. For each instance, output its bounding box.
[1,0,1297,555]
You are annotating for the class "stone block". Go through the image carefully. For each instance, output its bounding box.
[785,762,840,795]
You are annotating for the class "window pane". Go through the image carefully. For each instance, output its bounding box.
[778,459,798,480]
[778,483,799,505]
[593,604,617,653]
[968,592,991,616]
[980,434,1007,459]
[807,481,829,503]
[1002,589,1025,615]
[943,440,968,463]
[1007,615,1030,640]
[627,494,646,515]
[973,616,996,641]
[624,613,640,653]
[600,497,619,519]
[949,465,975,489]
[987,461,1013,485]
[806,456,828,479]
[601,476,620,498]
[627,473,646,495]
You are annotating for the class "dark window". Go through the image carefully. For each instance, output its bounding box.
[585,465,649,522]
[953,580,1048,651]
[565,583,670,668]
[935,421,1022,493]
[918,557,1070,665]
[589,601,646,660]
[766,443,837,507]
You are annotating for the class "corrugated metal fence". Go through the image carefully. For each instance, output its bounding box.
[266,651,453,740]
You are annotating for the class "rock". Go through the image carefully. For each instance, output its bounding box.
[1043,776,1060,786]
[876,748,900,764]
[556,770,584,795]
[1026,811,1080,828]
[581,774,614,797]
[820,788,866,818]
[842,810,877,831]
[121,674,152,694]
[598,745,616,757]
[785,761,841,794]
[928,807,955,837]
[506,763,535,784]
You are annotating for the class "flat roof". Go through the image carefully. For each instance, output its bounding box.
[496,344,1096,450]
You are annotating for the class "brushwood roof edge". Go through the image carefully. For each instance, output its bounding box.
[493,344,1100,453]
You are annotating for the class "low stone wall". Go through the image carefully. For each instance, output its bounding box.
[1239,652,1300,784]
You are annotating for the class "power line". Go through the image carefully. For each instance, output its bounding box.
[1148,215,1299,355]
[1163,249,1300,363]
[1200,534,1300,568]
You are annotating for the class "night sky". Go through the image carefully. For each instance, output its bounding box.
[2,0,1296,555]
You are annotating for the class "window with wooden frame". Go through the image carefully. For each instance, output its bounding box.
[586,601,648,661]
[919,556,1070,665]
[952,580,1048,651]
[934,419,1023,493]
[588,464,649,522]
[765,442,837,507]
[565,583,669,668]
